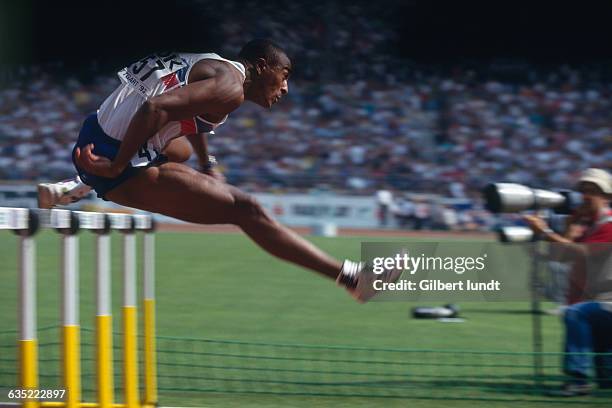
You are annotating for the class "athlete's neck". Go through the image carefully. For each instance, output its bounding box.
[237,58,253,96]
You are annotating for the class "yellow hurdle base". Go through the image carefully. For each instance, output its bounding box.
[62,325,81,408]
[96,315,114,408]
[122,306,140,408]
[20,339,39,408]
[143,299,157,406]
[39,403,156,408]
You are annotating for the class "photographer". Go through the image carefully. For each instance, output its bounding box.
[524,168,612,396]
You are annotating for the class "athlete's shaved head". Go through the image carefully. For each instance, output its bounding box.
[238,39,289,68]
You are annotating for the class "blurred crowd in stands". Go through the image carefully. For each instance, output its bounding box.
[375,189,497,232]
[0,1,610,230]
[1,65,608,196]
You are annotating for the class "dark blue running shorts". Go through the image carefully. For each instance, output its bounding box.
[72,113,166,200]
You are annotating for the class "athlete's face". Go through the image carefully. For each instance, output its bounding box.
[251,53,291,108]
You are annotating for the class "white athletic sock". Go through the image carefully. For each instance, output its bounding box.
[337,260,364,288]
[341,260,362,277]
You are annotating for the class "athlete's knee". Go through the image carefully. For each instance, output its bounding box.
[162,137,193,163]
[231,191,273,226]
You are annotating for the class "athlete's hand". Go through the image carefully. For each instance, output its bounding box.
[202,167,226,183]
[75,144,123,178]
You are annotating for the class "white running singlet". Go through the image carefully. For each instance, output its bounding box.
[97,52,245,166]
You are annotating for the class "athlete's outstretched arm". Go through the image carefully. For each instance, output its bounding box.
[160,133,225,180]
[75,62,243,178]
[186,133,210,169]
[186,133,225,181]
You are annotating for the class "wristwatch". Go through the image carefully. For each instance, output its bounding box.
[200,155,217,171]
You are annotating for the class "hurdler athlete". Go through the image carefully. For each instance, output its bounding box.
[40,39,400,302]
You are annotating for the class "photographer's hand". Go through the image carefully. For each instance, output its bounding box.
[523,215,549,235]
[523,214,573,244]
[522,214,587,263]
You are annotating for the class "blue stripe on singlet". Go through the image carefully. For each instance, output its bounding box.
[176,66,189,83]
[195,116,215,133]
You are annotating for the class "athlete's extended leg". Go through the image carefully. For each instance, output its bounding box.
[106,162,343,279]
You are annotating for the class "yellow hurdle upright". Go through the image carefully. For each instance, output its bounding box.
[122,231,140,408]
[6,208,158,408]
[95,231,113,408]
[143,232,157,406]
[61,233,81,408]
[19,338,38,408]
[18,226,39,408]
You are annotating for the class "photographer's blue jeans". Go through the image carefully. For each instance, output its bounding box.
[564,302,612,387]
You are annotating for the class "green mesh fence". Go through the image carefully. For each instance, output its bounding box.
[0,329,18,392]
[1,326,611,404]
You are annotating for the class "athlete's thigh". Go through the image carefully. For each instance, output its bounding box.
[106,162,235,224]
[161,136,192,163]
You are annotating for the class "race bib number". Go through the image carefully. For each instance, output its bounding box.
[131,143,160,167]
[118,52,187,98]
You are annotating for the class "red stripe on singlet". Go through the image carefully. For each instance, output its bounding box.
[180,119,196,135]
[161,72,179,89]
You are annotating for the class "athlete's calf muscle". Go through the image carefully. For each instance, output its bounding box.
[106,161,341,281]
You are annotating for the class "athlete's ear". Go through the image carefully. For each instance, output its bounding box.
[254,57,267,75]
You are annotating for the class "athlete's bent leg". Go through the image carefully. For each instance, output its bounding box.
[37,137,194,209]
[161,137,193,163]
[37,175,92,208]
[106,162,342,279]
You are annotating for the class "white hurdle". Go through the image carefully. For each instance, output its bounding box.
[0,207,157,408]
